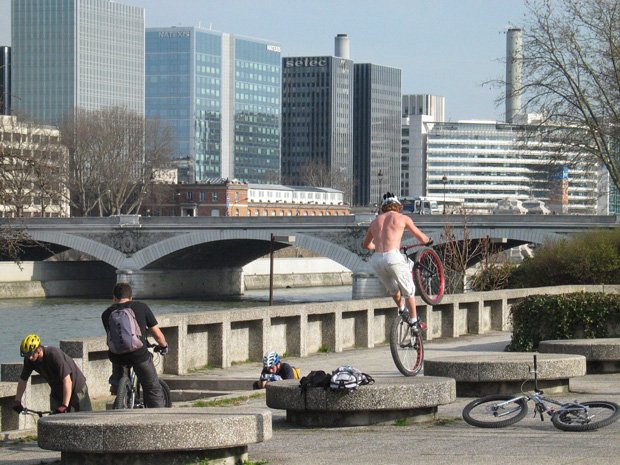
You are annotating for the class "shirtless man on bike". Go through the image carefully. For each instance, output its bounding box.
[362,192,430,331]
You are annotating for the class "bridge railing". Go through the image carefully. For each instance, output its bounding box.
[2,283,620,432]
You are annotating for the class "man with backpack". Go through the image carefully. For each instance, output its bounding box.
[13,334,92,414]
[254,351,299,389]
[101,283,168,408]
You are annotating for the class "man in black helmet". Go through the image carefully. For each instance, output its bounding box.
[362,192,430,330]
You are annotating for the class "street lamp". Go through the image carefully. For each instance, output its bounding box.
[442,175,448,214]
[269,234,296,306]
[377,169,384,203]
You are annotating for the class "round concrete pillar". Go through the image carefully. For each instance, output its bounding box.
[352,272,389,299]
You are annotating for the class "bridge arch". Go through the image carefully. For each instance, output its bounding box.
[27,231,127,268]
[405,227,563,247]
[128,230,369,272]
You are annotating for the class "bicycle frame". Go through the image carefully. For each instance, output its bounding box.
[492,355,593,422]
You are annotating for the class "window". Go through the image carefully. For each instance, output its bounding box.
[211,192,218,202]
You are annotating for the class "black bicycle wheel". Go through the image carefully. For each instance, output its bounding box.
[413,248,445,305]
[160,380,172,408]
[551,401,620,432]
[389,315,424,376]
[112,377,132,410]
[463,395,529,428]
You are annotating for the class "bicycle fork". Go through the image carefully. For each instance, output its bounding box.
[492,397,527,418]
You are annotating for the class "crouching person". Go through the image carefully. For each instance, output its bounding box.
[253,351,299,389]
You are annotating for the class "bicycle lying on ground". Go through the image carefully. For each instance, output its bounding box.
[462,355,620,431]
[113,342,172,409]
[389,241,445,376]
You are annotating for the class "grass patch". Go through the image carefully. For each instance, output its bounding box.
[393,418,410,426]
[1,435,38,444]
[318,345,330,353]
[433,417,461,426]
[192,393,264,408]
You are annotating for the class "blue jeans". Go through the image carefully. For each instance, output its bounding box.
[110,359,165,408]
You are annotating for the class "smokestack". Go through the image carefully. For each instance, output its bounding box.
[335,34,350,59]
[505,28,522,123]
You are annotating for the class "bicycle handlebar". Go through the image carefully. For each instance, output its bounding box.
[21,407,51,417]
[400,239,434,252]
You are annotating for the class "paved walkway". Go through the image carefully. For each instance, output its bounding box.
[3,332,620,465]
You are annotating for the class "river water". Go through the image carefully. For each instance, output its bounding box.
[0,286,352,365]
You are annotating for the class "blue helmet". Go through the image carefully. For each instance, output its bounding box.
[263,351,280,368]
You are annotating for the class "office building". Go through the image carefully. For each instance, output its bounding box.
[146,27,281,184]
[424,120,599,214]
[401,94,445,197]
[354,64,402,206]
[402,94,445,121]
[11,0,144,125]
[0,115,70,217]
[281,52,354,202]
[0,46,10,115]
[144,178,348,217]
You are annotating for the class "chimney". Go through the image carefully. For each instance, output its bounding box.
[505,28,522,123]
[335,34,350,59]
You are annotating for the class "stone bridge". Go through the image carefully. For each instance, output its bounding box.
[1,214,617,299]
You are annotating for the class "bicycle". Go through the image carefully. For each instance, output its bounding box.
[113,342,172,409]
[389,241,445,377]
[462,355,620,432]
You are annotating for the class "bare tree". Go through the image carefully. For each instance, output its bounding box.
[60,107,173,216]
[299,158,355,205]
[518,0,620,191]
[440,219,513,293]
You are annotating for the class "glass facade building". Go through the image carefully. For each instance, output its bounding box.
[424,121,599,214]
[0,46,9,115]
[354,64,402,206]
[281,56,354,201]
[146,27,281,184]
[11,0,144,124]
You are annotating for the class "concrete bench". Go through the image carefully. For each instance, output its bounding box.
[423,352,586,397]
[539,338,620,374]
[265,377,455,427]
[37,407,271,465]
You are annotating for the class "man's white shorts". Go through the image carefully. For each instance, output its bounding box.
[370,249,415,298]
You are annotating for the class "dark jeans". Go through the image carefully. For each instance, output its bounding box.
[110,359,165,408]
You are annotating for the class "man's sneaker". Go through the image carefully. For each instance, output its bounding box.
[411,320,428,332]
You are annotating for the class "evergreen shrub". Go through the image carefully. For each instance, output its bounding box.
[508,229,620,288]
[508,292,620,351]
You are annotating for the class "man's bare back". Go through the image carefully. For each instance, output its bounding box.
[362,211,428,253]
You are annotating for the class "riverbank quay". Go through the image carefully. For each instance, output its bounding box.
[0,257,352,299]
[3,332,620,465]
[2,284,620,430]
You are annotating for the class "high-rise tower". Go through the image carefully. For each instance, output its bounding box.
[146,27,281,183]
[11,0,144,124]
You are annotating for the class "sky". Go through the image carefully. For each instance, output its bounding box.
[0,0,527,122]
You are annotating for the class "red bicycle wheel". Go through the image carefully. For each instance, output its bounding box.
[413,247,445,305]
